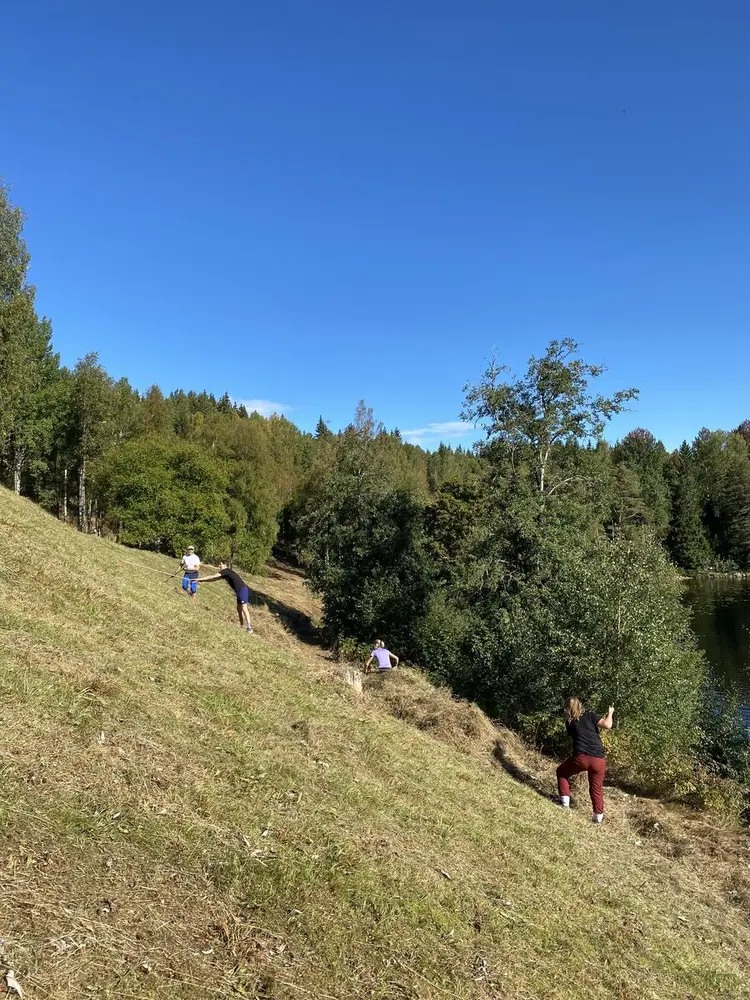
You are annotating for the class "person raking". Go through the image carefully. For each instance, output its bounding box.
[179,545,200,601]
[364,639,399,673]
[194,562,254,633]
[556,697,614,824]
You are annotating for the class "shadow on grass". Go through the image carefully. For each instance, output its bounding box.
[266,557,306,579]
[250,586,321,647]
[493,738,560,803]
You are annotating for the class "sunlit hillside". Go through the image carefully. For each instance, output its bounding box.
[1,486,749,999]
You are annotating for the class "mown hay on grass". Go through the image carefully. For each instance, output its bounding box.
[5,488,750,1000]
[364,667,496,756]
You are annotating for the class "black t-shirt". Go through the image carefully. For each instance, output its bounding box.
[565,710,605,758]
[219,568,246,593]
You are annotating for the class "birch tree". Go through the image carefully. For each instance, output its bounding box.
[463,338,637,495]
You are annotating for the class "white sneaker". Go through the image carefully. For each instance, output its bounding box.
[593,814,604,824]
[559,795,570,808]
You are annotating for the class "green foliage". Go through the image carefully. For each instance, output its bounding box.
[224,463,280,571]
[413,592,495,696]
[68,353,114,530]
[300,426,433,652]
[0,180,30,301]
[666,444,711,570]
[94,437,232,558]
[612,429,671,538]
[422,478,491,586]
[0,291,59,492]
[0,185,60,494]
[463,338,638,493]
[3,171,750,809]
[85,402,290,570]
[424,509,706,793]
[315,415,332,438]
[426,443,481,491]
[300,344,728,801]
[693,429,750,569]
[540,533,704,790]
[697,680,750,792]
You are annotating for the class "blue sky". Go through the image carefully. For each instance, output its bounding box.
[2,1,748,450]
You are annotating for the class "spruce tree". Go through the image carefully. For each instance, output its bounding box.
[720,439,750,569]
[613,428,671,538]
[692,430,750,568]
[315,416,332,438]
[736,419,750,449]
[667,444,711,570]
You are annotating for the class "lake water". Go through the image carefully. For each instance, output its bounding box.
[684,577,750,725]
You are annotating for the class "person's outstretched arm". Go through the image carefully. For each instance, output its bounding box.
[598,706,615,730]
[390,652,399,668]
[364,655,375,674]
[195,573,222,583]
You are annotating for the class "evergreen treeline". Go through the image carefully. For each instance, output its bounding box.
[3,183,748,576]
[0,183,477,569]
[3,183,750,805]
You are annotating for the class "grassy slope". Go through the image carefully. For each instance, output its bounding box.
[1,486,749,1000]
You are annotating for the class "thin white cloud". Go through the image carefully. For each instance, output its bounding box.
[401,420,475,446]
[234,398,293,418]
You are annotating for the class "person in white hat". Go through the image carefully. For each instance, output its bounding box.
[179,545,201,600]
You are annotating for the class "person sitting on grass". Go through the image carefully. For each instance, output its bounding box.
[179,545,200,601]
[194,562,254,634]
[556,696,614,824]
[364,639,399,674]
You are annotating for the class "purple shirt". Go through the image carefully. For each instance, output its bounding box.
[371,647,392,670]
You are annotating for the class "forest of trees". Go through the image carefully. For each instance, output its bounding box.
[3,182,750,808]
[0,183,479,568]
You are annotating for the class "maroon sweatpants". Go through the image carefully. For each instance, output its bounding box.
[556,754,606,814]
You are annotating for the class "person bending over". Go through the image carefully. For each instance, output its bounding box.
[556,697,614,824]
[195,562,254,633]
[365,639,399,674]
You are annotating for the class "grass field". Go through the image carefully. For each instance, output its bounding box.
[1,485,750,999]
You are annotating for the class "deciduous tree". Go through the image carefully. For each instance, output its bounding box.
[463,338,637,494]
